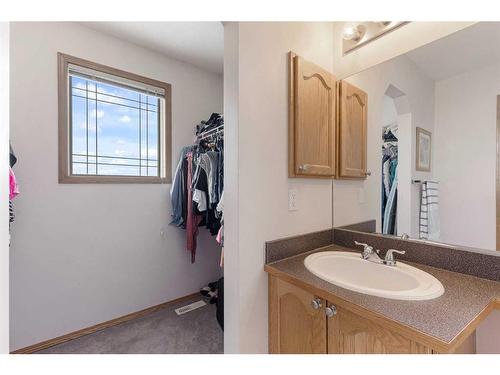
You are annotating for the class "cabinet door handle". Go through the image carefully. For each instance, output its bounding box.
[311,298,322,310]
[364,171,372,176]
[298,164,310,172]
[325,305,337,318]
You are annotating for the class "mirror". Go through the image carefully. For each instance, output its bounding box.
[333,22,500,253]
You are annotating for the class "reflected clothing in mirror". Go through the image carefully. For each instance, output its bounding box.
[382,126,398,235]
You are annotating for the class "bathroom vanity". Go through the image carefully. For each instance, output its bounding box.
[269,23,500,354]
[265,239,500,354]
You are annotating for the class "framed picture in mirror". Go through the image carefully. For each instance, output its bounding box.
[416,127,432,172]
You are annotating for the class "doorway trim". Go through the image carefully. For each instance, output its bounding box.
[496,95,500,250]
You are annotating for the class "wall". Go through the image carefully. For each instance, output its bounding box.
[0,22,10,354]
[333,22,476,79]
[222,21,240,353]
[224,22,334,353]
[334,55,435,238]
[434,63,500,251]
[9,22,222,351]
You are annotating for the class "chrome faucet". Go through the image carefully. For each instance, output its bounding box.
[383,249,406,266]
[354,241,406,266]
[354,241,382,264]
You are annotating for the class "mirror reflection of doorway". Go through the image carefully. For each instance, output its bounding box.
[381,85,412,237]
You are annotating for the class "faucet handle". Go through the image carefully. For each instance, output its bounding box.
[384,249,406,266]
[354,241,373,252]
[354,241,378,260]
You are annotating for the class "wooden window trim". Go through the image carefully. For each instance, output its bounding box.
[57,52,172,184]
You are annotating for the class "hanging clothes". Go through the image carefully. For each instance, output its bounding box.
[216,191,224,267]
[186,152,203,263]
[170,114,224,263]
[10,144,17,168]
[381,125,398,235]
[9,144,19,228]
[383,165,398,234]
[9,167,19,200]
[206,151,219,205]
[170,146,195,227]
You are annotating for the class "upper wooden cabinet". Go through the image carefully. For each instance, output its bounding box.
[336,80,368,179]
[289,52,336,178]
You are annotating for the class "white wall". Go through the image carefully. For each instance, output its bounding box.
[434,63,500,251]
[0,22,10,354]
[333,22,476,79]
[222,21,240,353]
[224,22,334,353]
[9,22,222,351]
[334,55,435,238]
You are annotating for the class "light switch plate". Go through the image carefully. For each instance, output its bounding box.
[288,188,299,211]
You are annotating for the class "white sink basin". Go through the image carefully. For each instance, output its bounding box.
[304,251,444,301]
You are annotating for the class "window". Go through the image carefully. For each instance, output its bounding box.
[58,53,171,183]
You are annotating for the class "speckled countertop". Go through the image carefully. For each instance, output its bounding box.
[265,244,500,347]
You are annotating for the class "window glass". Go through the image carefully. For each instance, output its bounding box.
[70,75,161,177]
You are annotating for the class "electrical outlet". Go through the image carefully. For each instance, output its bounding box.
[288,188,299,211]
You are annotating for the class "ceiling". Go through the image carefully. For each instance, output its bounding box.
[81,22,500,81]
[406,22,500,81]
[82,22,224,74]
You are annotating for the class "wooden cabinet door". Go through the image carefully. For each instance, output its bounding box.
[336,80,368,179]
[269,276,327,354]
[289,52,336,178]
[327,305,431,354]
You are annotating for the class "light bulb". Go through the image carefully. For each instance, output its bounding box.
[342,25,361,41]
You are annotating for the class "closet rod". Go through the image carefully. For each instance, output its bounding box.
[196,125,224,140]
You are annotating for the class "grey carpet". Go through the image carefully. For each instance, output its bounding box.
[36,296,223,354]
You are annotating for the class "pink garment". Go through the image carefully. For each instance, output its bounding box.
[9,167,19,200]
[186,152,202,263]
[216,225,223,245]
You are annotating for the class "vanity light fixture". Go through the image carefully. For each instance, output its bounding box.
[342,24,363,41]
[341,21,409,55]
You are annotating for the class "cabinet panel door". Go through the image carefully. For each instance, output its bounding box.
[289,53,336,177]
[269,276,327,354]
[327,305,431,354]
[337,80,368,179]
